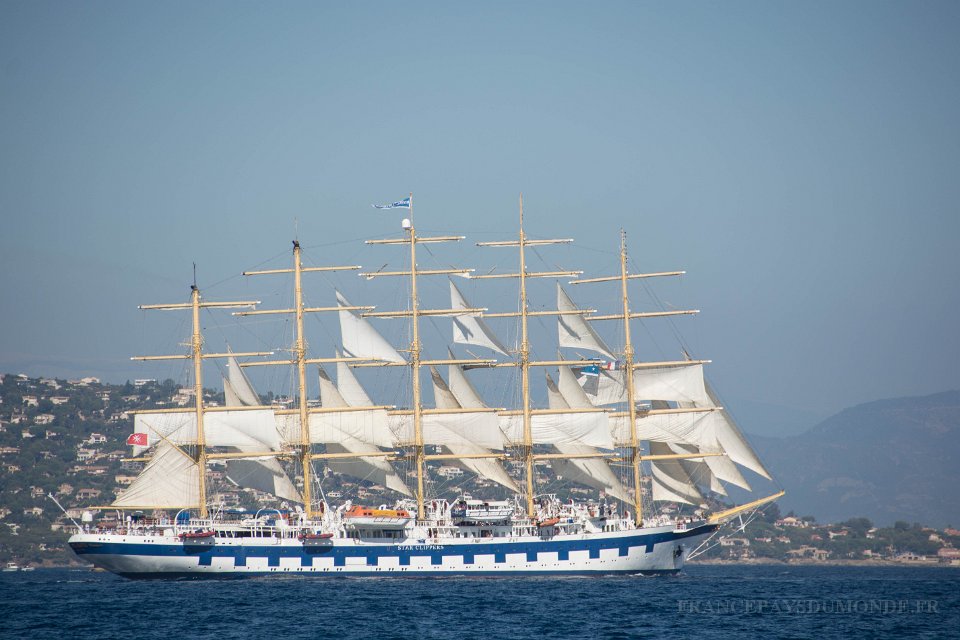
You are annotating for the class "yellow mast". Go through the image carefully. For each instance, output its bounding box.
[517,195,536,519]
[133,286,263,516]
[237,245,367,517]
[292,240,314,518]
[618,231,643,526]
[190,285,209,518]
[407,194,428,521]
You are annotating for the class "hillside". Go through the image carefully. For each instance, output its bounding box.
[753,391,960,528]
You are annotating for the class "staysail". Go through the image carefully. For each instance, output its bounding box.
[546,367,631,504]
[315,364,412,497]
[450,280,510,355]
[557,284,616,359]
[221,354,301,503]
[430,366,518,492]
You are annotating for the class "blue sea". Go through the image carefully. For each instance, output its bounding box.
[1,565,957,639]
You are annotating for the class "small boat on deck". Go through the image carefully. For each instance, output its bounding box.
[342,505,412,529]
[179,530,216,540]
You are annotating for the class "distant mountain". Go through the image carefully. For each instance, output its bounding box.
[730,396,827,438]
[751,390,960,528]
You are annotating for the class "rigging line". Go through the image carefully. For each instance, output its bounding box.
[200,271,245,294]
[301,235,374,251]
[244,248,295,274]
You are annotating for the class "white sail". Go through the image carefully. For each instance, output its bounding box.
[431,366,461,411]
[557,284,616,360]
[546,371,631,504]
[499,412,614,449]
[611,411,712,447]
[135,409,285,451]
[447,348,487,408]
[634,363,709,405]
[450,280,509,355]
[430,366,518,492]
[220,366,302,503]
[649,442,705,506]
[113,441,199,508]
[225,457,302,502]
[325,443,413,497]
[557,361,596,407]
[226,352,260,406]
[392,412,505,451]
[669,442,729,496]
[318,365,348,408]
[703,384,772,480]
[223,378,243,407]
[290,410,394,449]
[336,353,375,406]
[316,363,412,497]
[578,362,710,407]
[578,367,627,405]
[336,290,406,363]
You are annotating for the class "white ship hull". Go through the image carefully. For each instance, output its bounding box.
[69,523,716,578]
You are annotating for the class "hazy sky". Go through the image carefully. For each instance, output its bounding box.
[2,2,958,433]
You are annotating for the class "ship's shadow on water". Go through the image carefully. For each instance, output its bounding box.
[2,565,957,640]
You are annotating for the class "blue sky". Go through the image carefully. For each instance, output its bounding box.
[1,2,958,434]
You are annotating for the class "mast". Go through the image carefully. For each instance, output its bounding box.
[236,243,364,518]
[361,195,484,520]
[518,196,535,518]
[474,196,582,519]
[408,194,427,521]
[618,231,643,526]
[190,285,209,517]
[570,234,700,524]
[292,240,313,518]
[132,285,263,516]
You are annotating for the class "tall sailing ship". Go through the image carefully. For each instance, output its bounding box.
[67,196,782,578]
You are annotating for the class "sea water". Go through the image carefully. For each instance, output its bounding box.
[1,565,957,639]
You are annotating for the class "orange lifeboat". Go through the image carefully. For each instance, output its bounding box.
[342,505,412,529]
[537,517,560,528]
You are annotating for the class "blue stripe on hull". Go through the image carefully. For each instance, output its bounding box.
[70,524,716,578]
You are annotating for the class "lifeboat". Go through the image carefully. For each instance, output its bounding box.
[179,530,216,540]
[299,532,334,544]
[342,505,412,529]
[537,517,560,528]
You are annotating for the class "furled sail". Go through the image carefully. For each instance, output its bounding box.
[450,280,509,355]
[112,441,199,508]
[336,290,406,363]
[546,368,631,504]
[557,284,616,360]
[429,366,518,492]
